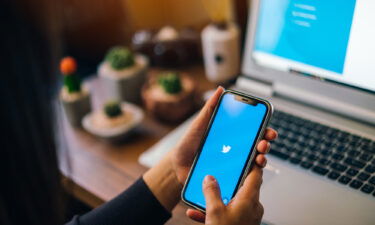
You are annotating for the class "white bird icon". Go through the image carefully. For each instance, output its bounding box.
[222,145,232,153]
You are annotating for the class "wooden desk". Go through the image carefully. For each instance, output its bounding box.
[59,66,216,225]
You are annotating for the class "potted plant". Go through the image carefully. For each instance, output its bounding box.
[82,100,144,142]
[59,56,91,127]
[98,46,149,104]
[142,71,196,123]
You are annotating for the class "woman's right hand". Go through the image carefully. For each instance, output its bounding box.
[187,166,264,225]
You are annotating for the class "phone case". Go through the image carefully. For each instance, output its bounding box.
[181,89,274,213]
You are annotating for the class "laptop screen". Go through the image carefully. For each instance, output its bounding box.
[252,0,375,93]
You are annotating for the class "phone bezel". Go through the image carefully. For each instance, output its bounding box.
[181,89,274,213]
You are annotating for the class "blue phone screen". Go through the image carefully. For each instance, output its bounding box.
[183,93,267,209]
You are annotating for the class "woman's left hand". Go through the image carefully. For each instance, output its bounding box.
[171,87,278,185]
[144,87,277,213]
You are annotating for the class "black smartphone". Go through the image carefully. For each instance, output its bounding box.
[181,89,273,212]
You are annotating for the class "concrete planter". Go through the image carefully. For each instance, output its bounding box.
[60,89,91,127]
[98,54,149,104]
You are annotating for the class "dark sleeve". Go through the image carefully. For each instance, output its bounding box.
[66,177,171,225]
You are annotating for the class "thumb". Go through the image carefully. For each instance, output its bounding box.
[203,175,224,214]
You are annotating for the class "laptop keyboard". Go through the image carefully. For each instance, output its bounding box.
[269,110,375,196]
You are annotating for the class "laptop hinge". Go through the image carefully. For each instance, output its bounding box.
[274,82,375,125]
[235,76,273,98]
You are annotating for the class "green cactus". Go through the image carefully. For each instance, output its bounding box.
[104,101,123,118]
[158,72,182,94]
[64,74,81,93]
[105,46,135,70]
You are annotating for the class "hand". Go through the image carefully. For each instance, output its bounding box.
[188,167,264,225]
[144,87,277,213]
[171,87,277,185]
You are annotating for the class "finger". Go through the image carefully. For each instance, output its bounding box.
[202,175,225,214]
[173,87,224,168]
[255,154,267,168]
[189,87,224,132]
[235,165,263,202]
[264,128,278,140]
[256,140,270,154]
[186,209,205,223]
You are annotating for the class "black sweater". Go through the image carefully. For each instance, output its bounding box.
[66,178,171,225]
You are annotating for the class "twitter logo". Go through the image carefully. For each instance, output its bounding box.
[222,145,232,153]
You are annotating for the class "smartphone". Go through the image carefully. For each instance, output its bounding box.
[181,89,273,212]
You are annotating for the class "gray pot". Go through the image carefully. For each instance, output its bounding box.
[98,54,149,104]
[61,90,91,127]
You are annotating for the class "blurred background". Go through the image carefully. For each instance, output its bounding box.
[22,0,248,75]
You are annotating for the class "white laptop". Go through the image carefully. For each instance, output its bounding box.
[139,0,375,224]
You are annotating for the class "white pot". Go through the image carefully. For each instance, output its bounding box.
[98,54,149,104]
[201,22,240,83]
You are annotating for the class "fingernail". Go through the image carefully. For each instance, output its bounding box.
[204,175,216,185]
[267,142,271,153]
[262,158,267,167]
[218,86,224,91]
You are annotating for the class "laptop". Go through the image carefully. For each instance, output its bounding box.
[139,0,375,224]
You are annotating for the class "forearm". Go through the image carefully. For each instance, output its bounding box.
[66,178,171,225]
[143,152,183,212]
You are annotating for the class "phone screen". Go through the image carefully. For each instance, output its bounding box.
[183,92,268,209]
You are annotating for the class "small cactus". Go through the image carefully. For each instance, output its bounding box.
[104,101,123,118]
[105,46,135,70]
[60,56,81,93]
[158,72,182,94]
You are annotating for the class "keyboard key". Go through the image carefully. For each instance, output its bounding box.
[300,161,313,169]
[320,150,331,156]
[327,171,340,180]
[319,158,330,166]
[365,165,375,173]
[369,176,375,185]
[361,144,375,154]
[336,145,349,153]
[290,157,302,164]
[344,158,365,169]
[293,149,304,156]
[269,149,289,160]
[338,176,351,185]
[330,162,347,172]
[357,172,370,181]
[332,153,344,160]
[361,184,375,194]
[346,168,359,177]
[349,180,363,189]
[348,150,360,157]
[312,166,329,176]
[307,154,319,161]
[359,153,373,162]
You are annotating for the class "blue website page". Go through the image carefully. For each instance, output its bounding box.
[184,93,267,209]
[254,0,356,74]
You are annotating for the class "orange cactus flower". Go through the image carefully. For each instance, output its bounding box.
[60,57,77,75]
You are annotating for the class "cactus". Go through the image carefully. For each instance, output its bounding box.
[60,57,81,93]
[105,46,135,70]
[158,72,182,94]
[104,101,123,118]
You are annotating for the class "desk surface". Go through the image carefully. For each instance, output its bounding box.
[60,66,216,225]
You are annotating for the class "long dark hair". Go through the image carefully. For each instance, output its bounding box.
[0,1,64,224]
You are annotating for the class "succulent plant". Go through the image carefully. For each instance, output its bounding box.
[60,56,81,93]
[105,46,135,70]
[158,72,182,94]
[104,101,123,118]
